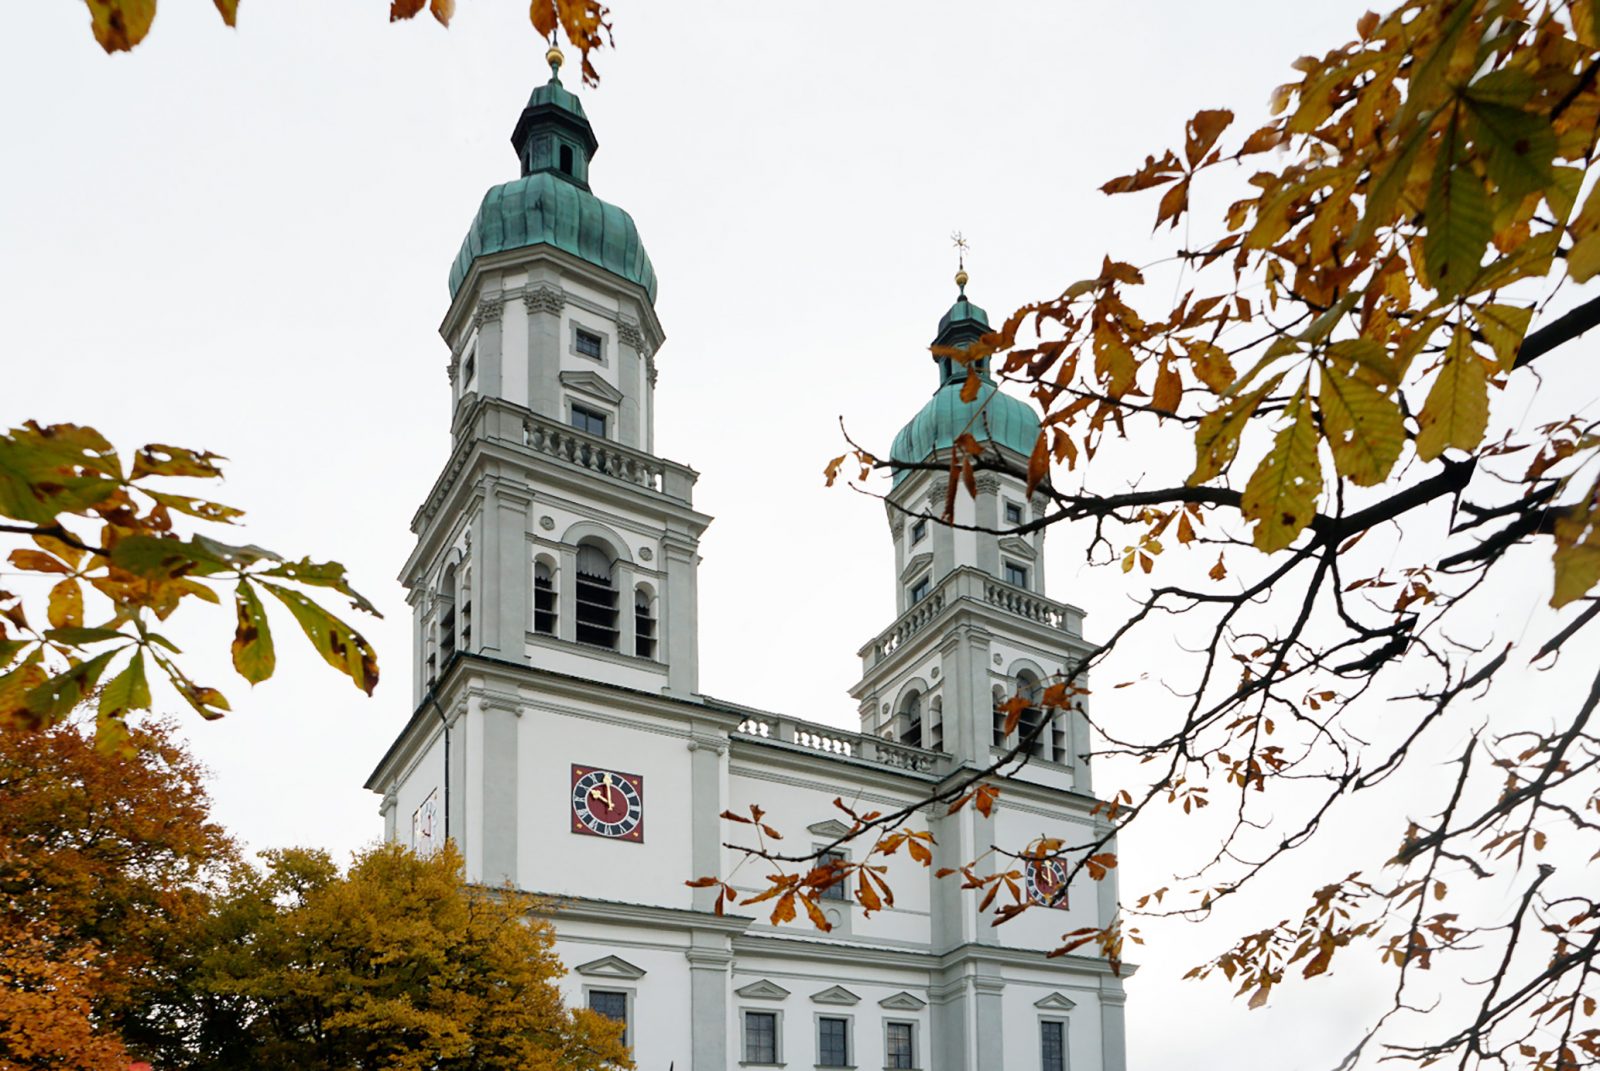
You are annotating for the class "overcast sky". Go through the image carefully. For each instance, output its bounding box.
[8,2,1567,1068]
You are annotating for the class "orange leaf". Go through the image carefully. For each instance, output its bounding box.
[1025,433,1050,496]
[390,0,427,19]
[1185,109,1234,166]
[960,368,980,404]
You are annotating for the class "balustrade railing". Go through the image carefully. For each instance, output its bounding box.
[733,714,944,774]
[859,567,1085,666]
[522,416,666,493]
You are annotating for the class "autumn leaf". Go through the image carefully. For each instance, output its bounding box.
[1318,366,1404,486]
[1415,326,1489,461]
[1241,388,1322,552]
[1093,326,1139,398]
[259,583,377,694]
[1472,304,1533,371]
[231,582,275,685]
[1185,340,1237,394]
[1551,476,1600,608]
[212,0,239,27]
[84,0,157,53]
[47,580,83,631]
[1422,119,1492,299]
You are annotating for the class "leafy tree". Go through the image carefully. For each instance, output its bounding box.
[716,2,1600,1067]
[182,842,630,1071]
[0,422,379,752]
[0,714,232,1065]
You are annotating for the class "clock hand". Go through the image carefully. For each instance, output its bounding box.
[601,772,617,809]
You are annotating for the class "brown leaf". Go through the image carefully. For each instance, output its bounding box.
[85,0,157,52]
[1185,109,1234,166]
[212,0,239,26]
[390,0,427,19]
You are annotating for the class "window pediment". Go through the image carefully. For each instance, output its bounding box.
[1034,991,1077,1010]
[810,984,860,1006]
[574,954,646,979]
[899,552,933,584]
[998,534,1037,561]
[735,979,791,1001]
[559,369,624,405]
[878,991,927,1011]
[807,819,853,840]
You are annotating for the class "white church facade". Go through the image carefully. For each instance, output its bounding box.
[365,50,1129,1071]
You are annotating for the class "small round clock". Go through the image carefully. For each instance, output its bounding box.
[1025,858,1070,909]
[570,765,644,843]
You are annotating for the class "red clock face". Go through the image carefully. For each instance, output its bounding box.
[1026,859,1070,909]
[570,765,644,843]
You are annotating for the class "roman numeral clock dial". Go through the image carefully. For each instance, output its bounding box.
[570,765,644,843]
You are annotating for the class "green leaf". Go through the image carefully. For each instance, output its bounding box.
[260,583,379,695]
[1463,98,1555,205]
[98,650,152,734]
[1415,326,1490,461]
[152,651,231,720]
[1189,375,1284,485]
[1318,368,1404,486]
[22,648,119,726]
[1423,120,1492,300]
[258,558,380,617]
[1241,388,1323,552]
[1327,338,1401,387]
[232,582,276,685]
[43,626,128,646]
[1473,304,1534,371]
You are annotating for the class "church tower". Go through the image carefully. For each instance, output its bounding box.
[406,47,709,714]
[852,274,1095,792]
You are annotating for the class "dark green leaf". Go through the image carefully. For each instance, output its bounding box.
[260,582,379,695]
[232,582,276,684]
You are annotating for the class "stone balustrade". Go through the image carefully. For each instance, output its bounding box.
[733,713,945,775]
[859,567,1085,667]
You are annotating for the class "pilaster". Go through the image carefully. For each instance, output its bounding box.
[662,528,701,698]
[617,316,645,451]
[477,695,520,886]
[686,729,727,911]
[523,282,565,422]
[484,481,533,659]
[472,293,505,399]
[686,934,732,1071]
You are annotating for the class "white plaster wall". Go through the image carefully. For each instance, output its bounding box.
[726,764,934,947]
[952,489,978,567]
[502,298,530,407]
[991,805,1103,948]
[731,956,934,1070]
[390,728,446,852]
[1000,976,1103,1071]
[516,703,694,909]
[552,930,694,1066]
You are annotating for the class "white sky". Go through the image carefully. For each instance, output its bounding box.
[10,3,1577,1068]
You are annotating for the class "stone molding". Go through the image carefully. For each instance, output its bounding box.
[974,472,1002,495]
[616,316,645,351]
[878,991,928,1010]
[473,298,503,327]
[1034,991,1077,1010]
[575,954,648,979]
[734,979,791,1001]
[811,985,861,1006]
[523,284,566,316]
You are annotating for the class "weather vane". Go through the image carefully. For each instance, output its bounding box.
[951,231,970,295]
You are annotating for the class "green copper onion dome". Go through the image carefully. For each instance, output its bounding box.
[447,49,657,303]
[890,283,1040,486]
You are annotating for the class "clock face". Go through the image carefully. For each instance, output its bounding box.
[570,765,644,843]
[1026,859,1070,909]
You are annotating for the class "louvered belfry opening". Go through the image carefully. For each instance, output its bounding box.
[634,588,656,659]
[533,560,557,636]
[574,543,619,649]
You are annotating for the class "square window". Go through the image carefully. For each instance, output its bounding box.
[570,404,608,438]
[587,989,628,1046]
[1041,1020,1066,1071]
[886,1021,916,1069]
[1004,562,1029,588]
[575,327,604,360]
[817,1016,850,1067]
[744,1010,779,1064]
[1004,501,1024,525]
[909,575,932,605]
[910,518,928,544]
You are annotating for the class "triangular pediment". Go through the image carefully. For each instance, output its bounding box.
[559,369,624,405]
[735,979,791,1001]
[811,985,860,1006]
[878,991,927,1011]
[1034,991,1077,1011]
[574,954,646,980]
[899,552,934,584]
[999,535,1037,561]
[807,819,853,840]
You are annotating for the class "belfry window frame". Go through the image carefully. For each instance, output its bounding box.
[570,402,609,439]
[571,323,608,363]
[574,543,620,651]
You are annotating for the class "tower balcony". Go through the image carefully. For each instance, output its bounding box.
[857,566,1087,670]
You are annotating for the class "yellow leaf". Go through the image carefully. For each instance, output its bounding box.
[1189,374,1283,485]
[212,0,239,27]
[1151,359,1182,414]
[85,0,157,52]
[1241,388,1322,552]
[1472,304,1533,371]
[47,580,83,631]
[1185,340,1237,394]
[1318,367,1404,486]
[430,0,454,24]
[1415,326,1489,462]
[1551,476,1600,608]
[1093,326,1138,399]
[960,368,980,404]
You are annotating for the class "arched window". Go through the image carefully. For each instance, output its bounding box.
[634,586,656,659]
[574,543,619,649]
[929,696,944,753]
[992,685,1008,747]
[1016,670,1046,759]
[899,691,923,747]
[533,559,557,636]
[438,563,458,664]
[559,143,575,175]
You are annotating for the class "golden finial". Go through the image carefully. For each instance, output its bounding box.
[951,231,970,295]
[546,43,565,79]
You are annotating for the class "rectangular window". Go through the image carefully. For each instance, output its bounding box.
[460,343,477,390]
[1041,1020,1066,1071]
[570,404,608,438]
[744,1011,778,1064]
[818,849,848,901]
[588,990,628,1045]
[575,327,604,360]
[886,1021,915,1069]
[817,1016,849,1067]
[909,575,932,605]
[1004,501,1024,525]
[1004,562,1029,588]
[911,518,928,544]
